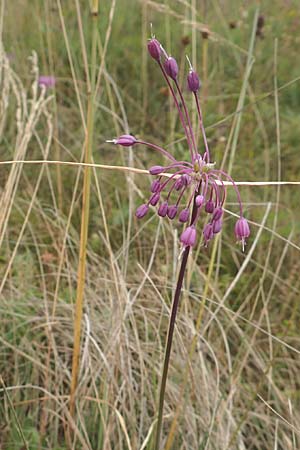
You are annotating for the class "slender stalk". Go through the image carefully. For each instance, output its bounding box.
[194,93,210,163]
[158,61,195,160]
[154,199,198,450]
[69,0,99,417]
[154,245,190,450]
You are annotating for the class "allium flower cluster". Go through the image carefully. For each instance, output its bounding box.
[108,36,250,250]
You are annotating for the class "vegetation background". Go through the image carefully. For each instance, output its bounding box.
[1,0,300,449]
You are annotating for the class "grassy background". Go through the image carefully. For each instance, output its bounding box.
[1,0,300,449]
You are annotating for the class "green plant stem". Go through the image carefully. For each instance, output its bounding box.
[69,0,99,417]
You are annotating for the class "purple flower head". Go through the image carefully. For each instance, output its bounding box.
[158,202,168,217]
[151,179,161,193]
[212,207,223,221]
[148,38,161,61]
[149,165,165,175]
[164,57,178,80]
[38,75,56,88]
[167,205,178,220]
[180,226,196,247]
[136,204,149,219]
[150,192,160,206]
[195,194,204,208]
[235,217,250,251]
[213,219,223,234]
[187,70,201,93]
[205,200,215,214]
[179,208,190,223]
[203,223,214,244]
[108,35,249,250]
[109,134,137,147]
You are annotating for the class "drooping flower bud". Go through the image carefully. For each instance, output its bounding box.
[187,70,201,92]
[149,165,164,175]
[147,38,161,61]
[151,179,161,193]
[164,57,178,80]
[234,217,250,251]
[174,177,184,191]
[213,219,222,234]
[180,225,197,247]
[203,223,214,243]
[212,207,223,221]
[195,194,204,207]
[205,200,214,214]
[135,204,149,219]
[179,208,190,223]
[167,205,178,219]
[182,174,192,186]
[150,192,160,206]
[158,202,168,217]
[110,134,137,147]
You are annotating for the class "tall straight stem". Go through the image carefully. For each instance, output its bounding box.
[69,0,99,417]
[154,245,190,450]
[155,199,198,449]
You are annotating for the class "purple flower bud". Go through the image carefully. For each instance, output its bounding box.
[235,217,250,251]
[212,207,223,221]
[180,225,197,247]
[174,177,184,191]
[113,134,137,147]
[158,202,168,217]
[147,38,161,61]
[150,192,160,206]
[203,223,214,243]
[149,165,165,175]
[151,179,161,193]
[179,208,190,223]
[38,75,56,88]
[136,204,149,219]
[205,200,214,214]
[187,70,201,92]
[195,194,204,207]
[167,205,178,219]
[164,57,178,80]
[213,219,222,234]
[182,174,192,186]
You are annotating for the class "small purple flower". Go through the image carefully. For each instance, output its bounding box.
[136,204,149,219]
[180,226,196,247]
[203,223,214,244]
[167,205,178,220]
[151,179,161,193]
[164,57,178,81]
[187,70,201,92]
[158,202,169,217]
[150,193,160,206]
[38,75,56,88]
[213,219,222,234]
[109,134,137,147]
[174,177,184,191]
[179,208,190,223]
[205,200,215,214]
[148,38,161,61]
[235,217,250,251]
[195,194,204,207]
[149,165,165,175]
[212,207,223,221]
